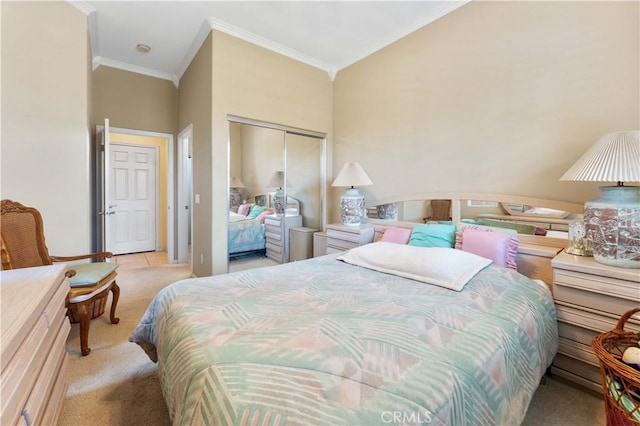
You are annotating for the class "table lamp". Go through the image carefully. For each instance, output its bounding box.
[268,170,290,215]
[560,130,640,268]
[331,162,373,226]
[229,176,245,212]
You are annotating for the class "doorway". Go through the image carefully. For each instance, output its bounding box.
[96,122,175,261]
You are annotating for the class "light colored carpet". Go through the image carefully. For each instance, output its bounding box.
[59,261,605,426]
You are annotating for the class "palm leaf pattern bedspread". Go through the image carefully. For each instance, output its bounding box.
[130,253,558,425]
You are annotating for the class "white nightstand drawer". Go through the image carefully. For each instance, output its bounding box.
[264,217,281,226]
[557,319,599,346]
[326,228,364,243]
[555,282,638,317]
[327,239,358,251]
[554,268,639,301]
[556,303,640,335]
[558,336,599,367]
[552,353,602,384]
[265,229,282,241]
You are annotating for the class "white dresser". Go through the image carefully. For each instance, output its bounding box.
[0,264,71,426]
[325,223,375,254]
[551,250,640,393]
[265,214,303,263]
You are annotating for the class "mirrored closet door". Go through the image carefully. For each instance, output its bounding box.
[227,116,325,271]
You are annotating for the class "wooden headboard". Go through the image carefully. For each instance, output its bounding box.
[365,192,584,292]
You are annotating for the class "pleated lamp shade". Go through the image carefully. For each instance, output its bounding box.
[559,130,640,269]
[560,131,640,183]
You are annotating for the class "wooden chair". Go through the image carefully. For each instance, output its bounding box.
[423,199,452,222]
[0,199,120,356]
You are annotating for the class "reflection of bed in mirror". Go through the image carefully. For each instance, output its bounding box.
[366,192,584,287]
[228,194,300,259]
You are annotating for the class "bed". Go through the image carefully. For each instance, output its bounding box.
[228,211,266,257]
[228,195,301,258]
[131,233,559,425]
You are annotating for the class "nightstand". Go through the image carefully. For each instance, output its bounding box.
[265,214,302,263]
[313,232,327,257]
[325,223,375,254]
[289,227,317,261]
[551,250,640,393]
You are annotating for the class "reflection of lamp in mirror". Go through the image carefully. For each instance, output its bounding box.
[267,171,290,215]
[332,162,373,226]
[560,130,640,268]
[229,176,245,212]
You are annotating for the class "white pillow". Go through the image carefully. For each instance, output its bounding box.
[337,241,492,291]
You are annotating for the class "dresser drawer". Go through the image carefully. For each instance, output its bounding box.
[39,349,69,426]
[326,245,346,255]
[327,228,363,243]
[556,303,640,335]
[22,320,69,424]
[557,336,599,367]
[327,239,358,251]
[555,282,638,317]
[264,217,281,227]
[552,353,602,386]
[264,230,282,242]
[554,268,639,303]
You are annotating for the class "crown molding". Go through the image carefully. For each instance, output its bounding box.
[334,0,471,72]
[66,0,95,16]
[206,17,334,79]
[93,56,180,88]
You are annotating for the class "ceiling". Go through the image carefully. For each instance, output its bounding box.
[74,1,469,85]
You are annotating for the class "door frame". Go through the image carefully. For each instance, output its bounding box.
[96,125,175,261]
[177,124,193,265]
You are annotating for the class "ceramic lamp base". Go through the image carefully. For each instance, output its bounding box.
[273,189,285,215]
[229,189,242,213]
[584,186,640,268]
[340,188,365,226]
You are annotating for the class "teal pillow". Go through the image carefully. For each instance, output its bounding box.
[247,204,266,219]
[408,223,457,248]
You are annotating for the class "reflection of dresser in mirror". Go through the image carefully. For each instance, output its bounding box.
[265,214,302,263]
[228,116,326,266]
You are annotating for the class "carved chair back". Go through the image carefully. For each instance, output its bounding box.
[0,199,53,270]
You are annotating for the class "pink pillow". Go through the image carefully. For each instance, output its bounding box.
[380,226,411,244]
[256,209,273,224]
[455,226,518,270]
[237,203,252,216]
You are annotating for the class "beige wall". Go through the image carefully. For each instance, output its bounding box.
[210,30,333,275]
[92,66,178,135]
[178,34,213,276]
[333,1,640,223]
[1,1,91,255]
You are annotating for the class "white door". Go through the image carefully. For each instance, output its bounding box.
[108,143,158,254]
[177,125,193,264]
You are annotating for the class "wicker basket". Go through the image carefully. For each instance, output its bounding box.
[592,307,640,426]
[68,295,108,323]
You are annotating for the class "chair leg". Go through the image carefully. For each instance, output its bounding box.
[77,301,92,356]
[109,282,120,324]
